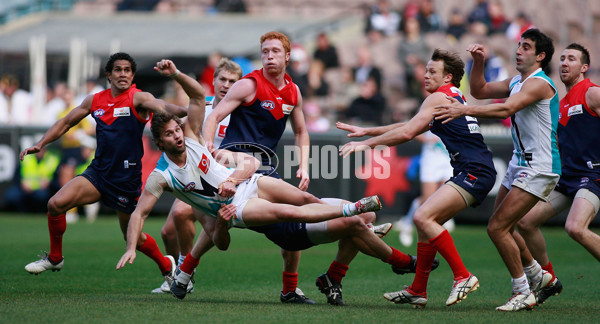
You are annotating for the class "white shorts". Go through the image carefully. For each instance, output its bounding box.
[420,143,452,183]
[547,189,600,215]
[230,173,263,228]
[501,158,560,201]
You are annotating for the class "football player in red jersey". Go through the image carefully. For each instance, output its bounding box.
[22,53,189,287]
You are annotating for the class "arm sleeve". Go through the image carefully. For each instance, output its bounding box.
[144,172,167,199]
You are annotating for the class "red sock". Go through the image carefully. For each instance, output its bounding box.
[327,260,349,283]
[282,271,298,294]
[542,261,555,278]
[383,247,412,268]
[48,213,66,263]
[430,230,470,280]
[410,242,437,295]
[180,253,199,275]
[137,233,171,274]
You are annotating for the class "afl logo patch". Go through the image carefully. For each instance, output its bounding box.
[94,109,105,117]
[183,182,196,192]
[118,196,129,204]
[261,100,275,111]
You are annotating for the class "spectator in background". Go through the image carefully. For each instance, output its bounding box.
[343,77,386,126]
[446,8,468,42]
[398,17,431,100]
[367,0,401,41]
[467,0,490,27]
[303,99,330,133]
[506,12,534,42]
[199,52,223,97]
[352,46,382,92]
[43,82,68,126]
[300,60,330,98]
[75,78,104,107]
[313,32,340,70]
[4,147,60,213]
[331,67,361,114]
[0,74,33,125]
[416,0,442,33]
[117,0,160,11]
[487,0,510,35]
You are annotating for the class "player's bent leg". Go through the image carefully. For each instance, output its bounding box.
[565,195,600,260]
[257,176,321,205]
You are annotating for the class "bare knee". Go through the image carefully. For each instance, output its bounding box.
[565,223,585,242]
[516,218,536,236]
[412,209,428,230]
[47,195,68,215]
[301,192,321,204]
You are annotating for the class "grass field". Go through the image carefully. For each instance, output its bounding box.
[1,214,598,323]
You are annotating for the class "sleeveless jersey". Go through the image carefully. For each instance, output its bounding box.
[219,69,298,164]
[203,96,230,149]
[89,85,149,186]
[558,78,600,176]
[429,84,495,174]
[153,137,235,217]
[508,68,561,174]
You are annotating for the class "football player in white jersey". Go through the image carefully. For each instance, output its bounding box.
[434,29,561,311]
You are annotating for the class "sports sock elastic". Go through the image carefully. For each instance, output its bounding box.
[327,260,349,283]
[512,274,530,295]
[382,247,412,268]
[410,242,437,294]
[180,253,199,275]
[282,271,298,294]
[137,233,171,274]
[48,213,66,263]
[430,230,470,280]
[342,202,357,216]
[523,260,543,284]
[542,261,555,278]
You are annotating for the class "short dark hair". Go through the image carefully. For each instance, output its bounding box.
[150,112,183,150]
[565,42,590,66]
[105,52,137,74]
[431,48,465,87]
[521,29,554,69]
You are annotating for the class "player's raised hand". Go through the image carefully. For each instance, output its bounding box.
[336,122,368,138]
[19,145,41,161]
[154,59,178,77]
[116,250,137,270]
[433,96,465,124]
[296,168,310,191]
[467,44,487,63]
[339,141,370,158]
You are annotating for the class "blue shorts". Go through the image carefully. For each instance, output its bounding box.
[248,222,315,251]
[554,173,600,199]
[80,166,141,214]
[448,168,496,207]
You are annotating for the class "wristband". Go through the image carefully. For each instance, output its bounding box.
[168,70,180,78]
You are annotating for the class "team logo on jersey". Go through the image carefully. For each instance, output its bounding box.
[114,107,131,117]
[568,104,583,116]
[93,109,105,117]
[183,182,196,192]
[282,104,295,115]
[198,153,210,174]
[218,125,227,138]
[580,177,590,185]
[463,173,478,187]
[518,172,529,178]
[261,100,275,111]
[118,196,129,204]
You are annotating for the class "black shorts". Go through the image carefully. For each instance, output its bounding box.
[248,222,315,251]
[448,168,496,207]
[554,173,600,199]
[80,166,141,214]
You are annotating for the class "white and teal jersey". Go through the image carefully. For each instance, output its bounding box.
[153,137,235,217]
[203,96,230,149]
[508,68,561,174]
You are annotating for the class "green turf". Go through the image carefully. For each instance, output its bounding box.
[0,214,598,323]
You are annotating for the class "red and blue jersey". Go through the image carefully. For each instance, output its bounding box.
[429,84,495,175]
[558,78,600,176]
[219,69,298,165]
[88,85,149,187]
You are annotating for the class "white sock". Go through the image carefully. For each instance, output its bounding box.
[178,254,185,266]
[512,274,530,295]
[342,202,357,216]
[523,260,542,285]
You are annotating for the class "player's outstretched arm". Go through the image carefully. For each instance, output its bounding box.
[289,86,311,191]
[213,149,260,197]
[212,204,235,250]
[336,121,406,138]
[20,96,92,160]
[467,44,512,99]
[116,175,163,270]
